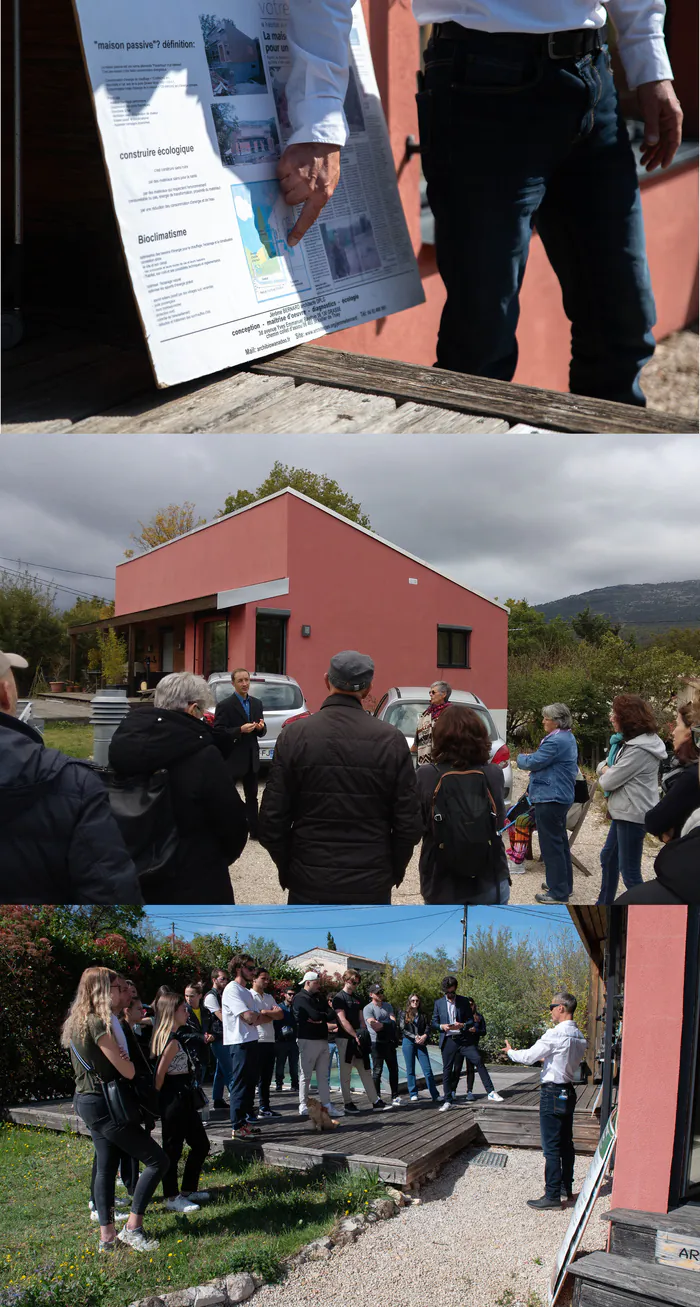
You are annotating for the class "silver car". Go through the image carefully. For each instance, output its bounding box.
[373,687,512,801]
[206,672,309,765]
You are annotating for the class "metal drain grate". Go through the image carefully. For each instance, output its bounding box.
[468,1149,508,1169]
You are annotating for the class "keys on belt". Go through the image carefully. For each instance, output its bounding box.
[432,23,606,61]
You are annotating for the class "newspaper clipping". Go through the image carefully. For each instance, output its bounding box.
[72,0,425,387]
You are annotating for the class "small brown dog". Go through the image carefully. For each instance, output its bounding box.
[306,1098,340,1132]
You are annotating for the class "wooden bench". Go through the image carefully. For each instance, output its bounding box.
[568,1251,700,1306]
[606,1207,700,1263]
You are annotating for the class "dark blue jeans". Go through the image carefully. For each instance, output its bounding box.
[540,1083,576,1200]
[228,1041,259,1129]
[598,818,646,903]
[402,1037,440,1100]
[420,31,656,404]
[534,802,573,901]
[211,1040,232,1103]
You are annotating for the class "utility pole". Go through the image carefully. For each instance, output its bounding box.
[170,922,176,948]
[460,906,468,973]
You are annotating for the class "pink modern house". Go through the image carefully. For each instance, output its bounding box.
[70,489,509,728]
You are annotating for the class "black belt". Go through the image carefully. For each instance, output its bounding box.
[432,23,605,61]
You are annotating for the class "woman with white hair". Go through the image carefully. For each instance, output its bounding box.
[109,672,247,902]
[414,681,452,766]
[517,704,579,905]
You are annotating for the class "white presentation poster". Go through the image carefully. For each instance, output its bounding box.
[72,0,425,387]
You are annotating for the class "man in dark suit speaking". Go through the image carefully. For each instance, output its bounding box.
[215,668,266,839]
[432,976,503,1111]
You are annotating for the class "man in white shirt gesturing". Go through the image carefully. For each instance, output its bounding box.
[504,991,587,1209]
[281,1,682,407]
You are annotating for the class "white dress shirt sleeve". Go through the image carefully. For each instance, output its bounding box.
[507,1030,555,1065]
[606,0,673,89]
[286,0,354,147]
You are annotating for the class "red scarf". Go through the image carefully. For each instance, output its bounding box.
[428,701,450,723]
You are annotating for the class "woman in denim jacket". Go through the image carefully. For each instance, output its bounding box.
[517,704,579,904]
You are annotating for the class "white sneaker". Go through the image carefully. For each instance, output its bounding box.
[90,1209,128,1223]
[323,1103,344,1116]
[487,1091,504,1102]
[298,1105,309,1117]
[410,1095,419,1103]
[439,1100,452,1112]
[117,1226,159,1252]
[183,1190,210,1203]
[392,1096,402,1106]
[165,1195,200,1214]
[507,864,527,875]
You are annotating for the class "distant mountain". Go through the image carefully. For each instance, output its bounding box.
[534,580,700,635]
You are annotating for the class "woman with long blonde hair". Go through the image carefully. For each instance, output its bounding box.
[152,992,211,1213]
[65,966,168,1253]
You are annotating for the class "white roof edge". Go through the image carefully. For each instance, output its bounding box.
[116,487,509,614]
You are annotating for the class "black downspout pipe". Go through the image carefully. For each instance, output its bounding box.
[599,906,621,1137]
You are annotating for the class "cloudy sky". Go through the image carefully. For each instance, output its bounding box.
[1,433,698,609]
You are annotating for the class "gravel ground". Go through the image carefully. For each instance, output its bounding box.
[641,325,699,422]
[230,770,660,906]
[255,1146,612,1307]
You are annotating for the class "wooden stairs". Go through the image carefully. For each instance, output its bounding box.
[569,1206,700,1306]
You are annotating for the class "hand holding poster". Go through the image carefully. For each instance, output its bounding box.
[71,0,424,387]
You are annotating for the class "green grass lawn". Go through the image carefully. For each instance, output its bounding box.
[2,1123,385,1307]
[42,724,93,759]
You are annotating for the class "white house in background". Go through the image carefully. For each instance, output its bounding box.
[285,947,384,976]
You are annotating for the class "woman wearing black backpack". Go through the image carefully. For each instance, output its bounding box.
[152,993,211,1213]
[416,706,510,904]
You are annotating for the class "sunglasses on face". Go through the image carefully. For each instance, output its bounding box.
[549,1004,562,1011]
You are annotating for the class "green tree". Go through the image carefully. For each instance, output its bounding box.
[95,627,128,685]
[62,595,115,683]
[218,462,372,528]
[507,598,575,661]
[327,931,337,951]
[124,501,206,558]
[572,605,620,645]
[0,570,67,692]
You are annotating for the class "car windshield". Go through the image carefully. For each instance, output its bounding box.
[213,681,303,711]
[384,700,498,742]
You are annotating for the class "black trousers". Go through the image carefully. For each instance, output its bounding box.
[441,1039,495,1099]
[257,1043,276,1110]
[75,1091,168,1224]
[91,1133,152,1200]
[241,770,260,837]
[539,1083,576,1199]
[275,1039,299,1089]
[229,1041,260,1128]
[159,1080,211,1199]
[371,1042,399,1098]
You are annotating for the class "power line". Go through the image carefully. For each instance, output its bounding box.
[0,555,114,582]
[0,562,109,602]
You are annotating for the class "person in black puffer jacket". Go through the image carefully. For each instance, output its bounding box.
[258,651,421,904]
[0,650,141,904]
[645,703,700,843]
[109,672,247,903]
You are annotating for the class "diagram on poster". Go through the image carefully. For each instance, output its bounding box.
[71,0,424,387]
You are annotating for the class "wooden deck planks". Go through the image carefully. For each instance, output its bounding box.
[254,344,693,434]
[365,400,510,434]
[67,372,297,435]
[569,1252,700,1306]
[238,382,397,434]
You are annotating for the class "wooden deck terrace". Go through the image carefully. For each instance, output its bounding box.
[6,1072,611,1190]
[1,319,692,435]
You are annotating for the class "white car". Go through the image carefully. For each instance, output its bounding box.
[373,686,512,801]
[205,672,309,765]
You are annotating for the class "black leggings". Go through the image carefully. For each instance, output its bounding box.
[160,1079,210,1199]
[75,1092,168,1225]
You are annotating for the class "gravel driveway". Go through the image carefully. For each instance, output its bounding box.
[255,1145,612,1307]
[230,770,660,906]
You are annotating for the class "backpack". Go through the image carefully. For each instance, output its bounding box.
[104,768,179,888]
[430,764,502,901]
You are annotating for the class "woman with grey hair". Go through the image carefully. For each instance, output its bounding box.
[517,704,579,905]
[414,681,452,766]
[109,672,247,902]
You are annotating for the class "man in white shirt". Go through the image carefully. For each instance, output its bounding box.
[249,968,284,1119]
[281,1,682,408]
[222,953,263,1139]
[504,991,588,1208]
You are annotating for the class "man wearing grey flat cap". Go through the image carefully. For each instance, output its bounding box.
[259,650,421,904]
[0,648,142,905]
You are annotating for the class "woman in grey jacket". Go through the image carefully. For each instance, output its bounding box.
[596,695,666,904]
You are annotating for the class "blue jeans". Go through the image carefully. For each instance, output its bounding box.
[420,31,656,404]
[211,1041,232,1104]
[598,818,645,903]
[534,802,573,901]
[402,1037,440,1100]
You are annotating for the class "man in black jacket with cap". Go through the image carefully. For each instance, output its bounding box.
[259,650,421,903]
[0,648,142,903]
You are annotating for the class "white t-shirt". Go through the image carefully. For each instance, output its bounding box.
[250,991,277,1044]
[111,1015,129,1056]
[222,980,259,1046]
[203,991,223,1016]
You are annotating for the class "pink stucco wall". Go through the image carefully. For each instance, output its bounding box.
[611,906,689,1215]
